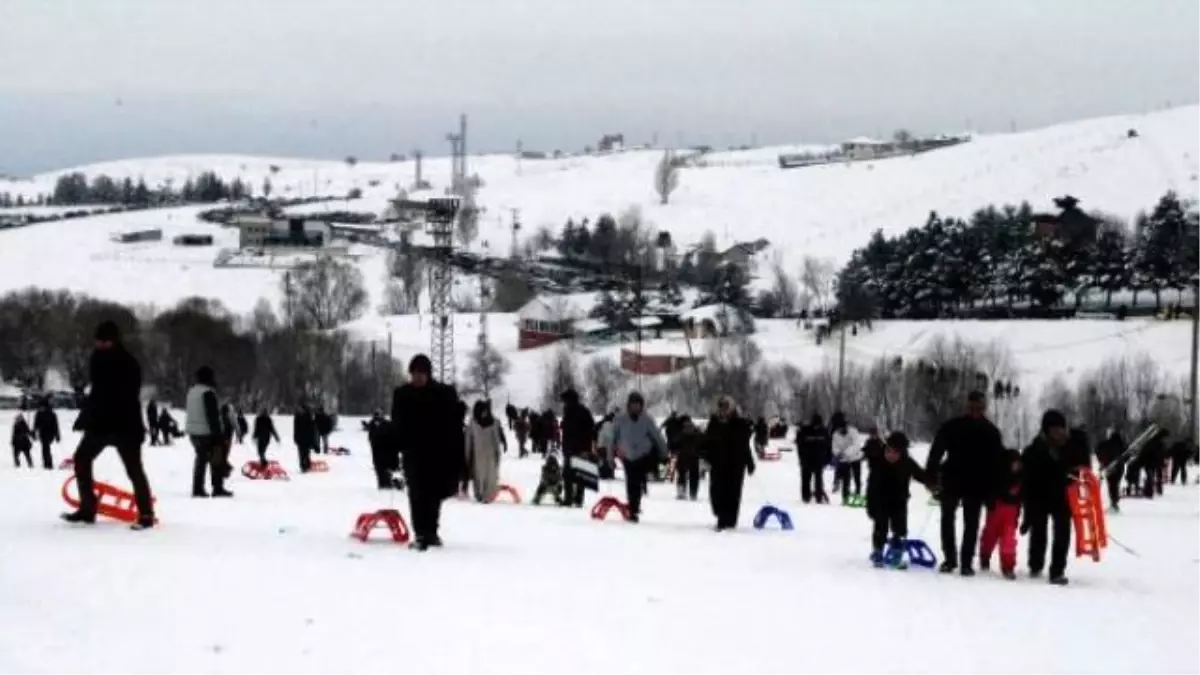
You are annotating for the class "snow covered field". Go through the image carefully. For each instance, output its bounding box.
[1,410,1196,674]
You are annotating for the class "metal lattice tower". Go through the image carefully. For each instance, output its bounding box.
[446,114,468,196]
[425,197,461,385]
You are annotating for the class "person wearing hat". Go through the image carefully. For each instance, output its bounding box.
[392,353,463,549]
[864,431,932,568]
[61,320,156,530]
[293,403,317,473]
[184,365,234,497]
[610,391,668,522]
[1020,409,1085,586]
[559,388,595,507]
[701,396,755,531]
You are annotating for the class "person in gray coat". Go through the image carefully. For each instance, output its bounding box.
[611,391,668,522]
[184,366,233,498]
[466,400,506,501]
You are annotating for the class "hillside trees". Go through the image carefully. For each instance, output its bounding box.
[283,256,368,329]
[654,149,680,205]
[464,339,510,398]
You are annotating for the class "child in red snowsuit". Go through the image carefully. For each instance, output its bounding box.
[980,448,1022,579]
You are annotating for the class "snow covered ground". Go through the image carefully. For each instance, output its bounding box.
[1,410,1196,674]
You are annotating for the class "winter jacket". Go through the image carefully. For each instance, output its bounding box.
[184,385,222,438]
[293,410,317,448]
[33,408,60,444]
[994,450,1023,506]
[78,344,145,443]
[560,401,594,458]
[392,380,463,495]
[925,415,1005,497]
[1021,435,1088,512]
[701,415,755,476]
[864,441,929,519]
[253,413,280,443]
[831,427,863,463]
[364,416,390,449]
[611,411,668,463]
[1095,432,1126,468]
[11,416,33,452]
[315,411,333,437]
[662,414,685,451]
[753,419,769,446]
[466,413,505,499]
[220,403,237,443]
[796,423,831,465]
[145,401,158,430]
[675,425,704,464]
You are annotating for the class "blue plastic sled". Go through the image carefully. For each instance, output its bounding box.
[880,539,937,569]
[753,505,794,531]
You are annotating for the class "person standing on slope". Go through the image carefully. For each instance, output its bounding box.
[61,321,156,530]
[293,404,317,473]
[1021,410,1086,586]
[393,354,462,550]
[252,407,280,469]
[702,397,755,531]
[365,410,398,489]
[559,388,594,508]
[610,392,668,523]
[925,390,1005,576]
[674,416,704,501]
[11,413,34,468]
[33,397,61,470]
[146,400,160,446]
[796,413,831,504]
[830,411,863,504]
[185,366,233,498]
[465,400,505,501]
[1094,428,1126,513]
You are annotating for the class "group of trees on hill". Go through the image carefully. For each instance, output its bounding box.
[837,191,1200,319]
[44,171,258,206]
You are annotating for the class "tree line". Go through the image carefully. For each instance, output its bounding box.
[837,192,1200,319]
[41,171,262,206]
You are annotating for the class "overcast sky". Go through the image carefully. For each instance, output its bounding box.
[1,0,1196,173]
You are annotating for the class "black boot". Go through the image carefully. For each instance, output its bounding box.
[938,561,957,574]
[130,517,156,531]
[61,510,96,524]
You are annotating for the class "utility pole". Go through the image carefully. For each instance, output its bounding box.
[1190,275,1199,442]
[835,322,848,412]
[509,208,521,258]
[478,241,492,398]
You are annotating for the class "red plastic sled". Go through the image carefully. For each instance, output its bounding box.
[61,475,156,524]
[487,484,521,504]
[590,495,633,522]
[309,460,330,473]
[1068,468,1108,561]
[350,508,410,544]
[241,461,291,481]
[58,458,74,470]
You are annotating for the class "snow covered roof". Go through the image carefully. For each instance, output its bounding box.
[843,137,890,146]
[681,303,751,332]
[518,292,598,322]
[631,316,662,328]
[572,318,608,334]
[0,381,22,398]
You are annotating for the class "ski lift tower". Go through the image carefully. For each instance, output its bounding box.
[425,197,461,385]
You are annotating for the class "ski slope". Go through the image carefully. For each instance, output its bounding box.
[0,410,1195,674]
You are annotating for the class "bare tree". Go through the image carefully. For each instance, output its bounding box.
[542,347,580,409]
[769,252,800,317]
[584,357,627,413]
[800,256,836,311]
[386,249,425,312]
[380,280,416,315]
[283,256,369,329]
[654,149,680,205]
[456,192,480,246]
[464,339,510,399]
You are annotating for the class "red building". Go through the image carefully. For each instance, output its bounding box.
[620,346,703,375]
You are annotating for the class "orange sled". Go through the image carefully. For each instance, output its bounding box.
[487,484,521,504]
[590,495,633,522]
[1067,468,1108,561]
[351,508,410,544]
[309,460,330,473]
[61,475,156,524]
[241,461,291,481]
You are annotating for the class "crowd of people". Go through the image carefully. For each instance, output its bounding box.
[15,320,1198,575]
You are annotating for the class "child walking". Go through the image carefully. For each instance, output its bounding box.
[865,431,932,568]
[979,448,1022,579]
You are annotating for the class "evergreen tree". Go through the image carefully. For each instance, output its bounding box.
[120,177,135,204]
[1092,224,1131,308]
[133,177,151,205]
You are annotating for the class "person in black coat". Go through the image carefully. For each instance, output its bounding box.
[1095,428,1126,512]
[505,402,518,431]
[157,408,178,446]
[252,408,280,467]
[865,431,931,565]
[146,400,160,446]
[702,396,755,531]
[674,416,704,500]
[11,413,34,468]
[314,407,333,454]
[1170,438,1195,485]
[796,413,831,503]
[925,390,1005,575]
[61,321,156,530]
[365,410,398,489]
[33,399,61,469]
[1140,429,1169,498]
[1021,409,1087,586]
[560,388,594,507]
[235,408,248,445]
[392,354,463,550]
[753,417,769,458]
[293,404,317,472]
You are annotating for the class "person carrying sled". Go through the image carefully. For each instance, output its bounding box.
[252,407,280,469]
[830,411,863,504]
[674,415,704,500]
[702,397,755,531]
[465,400,505,502]
[796,413,831,503]
[33,397,61,469]
[1021,409,1087,586]
[611,392,668,523]
[865,431,932,568]
[392,354,463,550]
[925,390,1005,576]
[61,321,156,530]
[979,448,1022,579]
[11,413,34,468]
[560,389,594,507]
[185,366,234,498]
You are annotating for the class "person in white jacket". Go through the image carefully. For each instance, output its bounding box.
[465,400,506,502]
[830,411,863,504]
